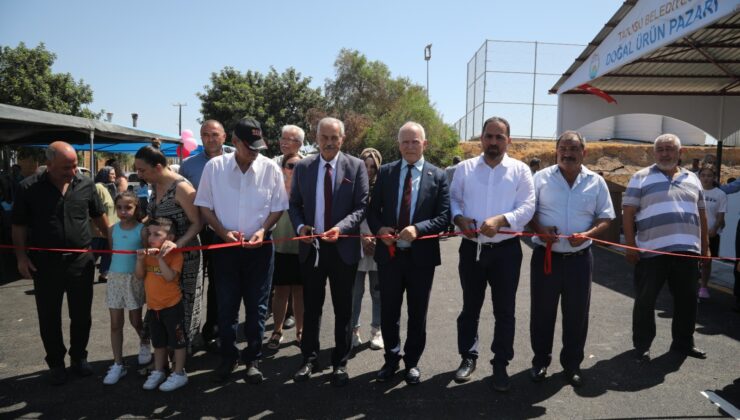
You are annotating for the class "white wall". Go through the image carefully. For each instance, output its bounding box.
[557,95,740,141]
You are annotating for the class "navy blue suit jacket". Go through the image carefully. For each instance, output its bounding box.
[367,159,450,267]
[288,151,369,265]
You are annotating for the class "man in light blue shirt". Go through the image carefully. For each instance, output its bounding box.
[528,130,614,387]
[179,119,234,349]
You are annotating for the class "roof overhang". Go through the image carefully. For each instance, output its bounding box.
[551,0,740,96]
[0,103,179,145]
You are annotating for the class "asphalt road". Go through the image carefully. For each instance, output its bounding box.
[1,237,738,419]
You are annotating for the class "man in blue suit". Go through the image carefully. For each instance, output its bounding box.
[367,121,450,385]
[288,117,369,387]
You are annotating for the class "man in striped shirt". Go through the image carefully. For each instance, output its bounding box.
[622,133,709,363]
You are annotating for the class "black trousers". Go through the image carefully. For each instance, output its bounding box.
[300,243,357,368]
[211,243,273,363]
[199,227,218,340]
[378,250,435,369]
[457,238,522,366]
[30,252,95,368]
[632,254,699,351]
[530,246,592,371]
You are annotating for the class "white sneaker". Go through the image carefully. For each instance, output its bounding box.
[143,370,166,390]
[369,328,384,350]
[352,329,363,348]
[103,363,127,385]
[159,371,188,391]
[138,343,152,365]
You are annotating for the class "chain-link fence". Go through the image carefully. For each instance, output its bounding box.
[454,40,584,141]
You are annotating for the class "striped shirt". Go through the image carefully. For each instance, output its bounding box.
[622,164,705,257]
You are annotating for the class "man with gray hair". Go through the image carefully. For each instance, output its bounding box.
[288,117,369,387]
[12,141,109,385]
[623,133,708,362]
[367,121,450,385]
[274,124,305,165]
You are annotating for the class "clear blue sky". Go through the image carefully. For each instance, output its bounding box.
[1,0,621,139]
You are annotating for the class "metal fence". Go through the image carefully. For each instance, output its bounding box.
[454,40,584,141]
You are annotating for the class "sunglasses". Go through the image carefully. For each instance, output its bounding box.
[286,163,297,170]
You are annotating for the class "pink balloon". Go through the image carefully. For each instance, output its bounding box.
[181,129,194,140]
[183,135,197,152]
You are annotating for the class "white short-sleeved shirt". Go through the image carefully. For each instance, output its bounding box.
[532,165,615,252]
[450,153,535,244]
[194,153,288,238]
[703,187,727,232]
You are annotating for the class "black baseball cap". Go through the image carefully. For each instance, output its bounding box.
[233,117,267,151]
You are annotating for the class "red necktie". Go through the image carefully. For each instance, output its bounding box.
[397,164,413,229]
[324,163,333,232]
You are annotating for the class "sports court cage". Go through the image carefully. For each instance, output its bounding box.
[454,40,584,141]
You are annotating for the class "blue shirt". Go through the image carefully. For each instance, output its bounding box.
[180,146,235,189]
[532,164,615,253]
[109,222,144,274]
[396,157,424,248]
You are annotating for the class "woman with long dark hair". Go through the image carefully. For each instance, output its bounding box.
[134,144,203,352]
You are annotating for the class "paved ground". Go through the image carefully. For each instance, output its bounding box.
[0,237,738,419]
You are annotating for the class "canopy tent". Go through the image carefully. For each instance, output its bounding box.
[551,0,740,258]
[66,142,203,158]
[0,103,181,171]
[551,0,740,154]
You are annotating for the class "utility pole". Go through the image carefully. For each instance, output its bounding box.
[424,44,432,99]
[172,102,187,135]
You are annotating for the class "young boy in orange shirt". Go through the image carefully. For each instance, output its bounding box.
[135,218,187,391]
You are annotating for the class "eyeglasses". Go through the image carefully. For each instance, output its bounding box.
[286,163,296,169]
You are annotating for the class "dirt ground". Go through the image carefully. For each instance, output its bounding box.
[460,139,740,187]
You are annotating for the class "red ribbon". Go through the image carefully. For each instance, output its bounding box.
[544,242,553,275]
[0,230,723,267]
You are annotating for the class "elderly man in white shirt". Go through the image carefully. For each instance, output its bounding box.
[195,117,288,385]
[528,130,614,388]
[450,116,535,392]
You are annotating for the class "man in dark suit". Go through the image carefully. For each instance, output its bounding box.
[288,117,369,387]
[368,121,450,385]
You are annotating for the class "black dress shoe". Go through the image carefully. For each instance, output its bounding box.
[671,345,707,359]
[213,359,238,383]
[294,362,317,382]
[48,366,67,385]
[633,348,650,363]
[405,367,421,385]
[529,366,547,382]
[492,364,510,392]
[70,358,93,377]
[564,369,583,387]
[331,367,349,387]
[376,363,399,382]
[454,358,476,383]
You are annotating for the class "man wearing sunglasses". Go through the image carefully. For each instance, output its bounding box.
[195,117,288,385]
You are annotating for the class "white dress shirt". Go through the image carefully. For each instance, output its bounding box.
[450,153,535,244]
[313,154,338,233]
[194,152,288,238]
[531,165,615,252]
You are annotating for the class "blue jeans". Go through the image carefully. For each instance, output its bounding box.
[351,270,381,329]
[91,237,111,275]
[212,243,273,363]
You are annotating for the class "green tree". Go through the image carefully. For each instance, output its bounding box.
[197,66,324,156]
[364,87,461,167]
[324,49,410,118]
[0,42,98,118]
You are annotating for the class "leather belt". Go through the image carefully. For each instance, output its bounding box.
[539,246,590,258]
[479,237,518,249]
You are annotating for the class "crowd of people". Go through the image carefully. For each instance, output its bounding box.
[7,115,740,394]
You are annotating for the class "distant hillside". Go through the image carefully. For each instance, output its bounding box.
[460,139,740,187]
